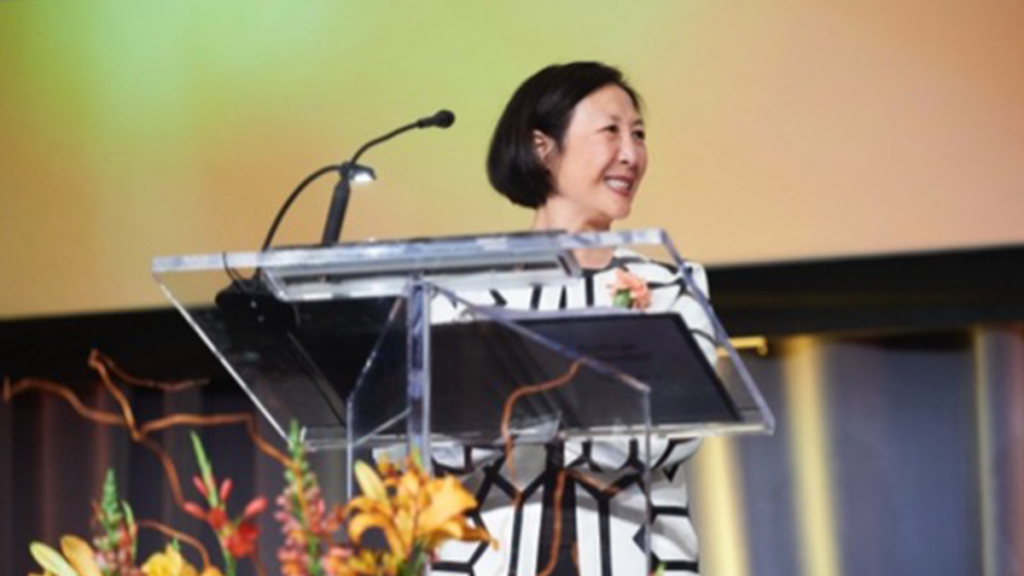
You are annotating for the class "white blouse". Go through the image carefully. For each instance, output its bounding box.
[429,251,715,576]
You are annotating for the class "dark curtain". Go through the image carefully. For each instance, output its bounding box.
[4,315,1024,576]
[720,324,1024,576]
[0,371,296,576]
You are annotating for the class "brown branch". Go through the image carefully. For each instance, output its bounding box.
[137,518,213,569]
[140,413,292,468]
[88,349,295,503]
[90,350,207,392]
[567,468,623,498]
[7,351,302,576]
[496,362,582,576]
[6,351,296,516]
[88,350,142,438]
[500,361,581,485]
[3,377,126,427]
[139,413,305,521]
[142,435,189,507]
[536,469,568,576]
[529,466,626,576]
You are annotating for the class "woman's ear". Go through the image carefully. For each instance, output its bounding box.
[533,130,556,165]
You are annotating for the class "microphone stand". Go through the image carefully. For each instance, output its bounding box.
[320,162,357,246]
[320,123,421,246]
[257,110,454,250]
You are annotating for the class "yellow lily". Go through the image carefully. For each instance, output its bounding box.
[347,510,408,560]
[419,476,477,533]
[29,541,78,576]
[346,457,495,567]
[353,460,391,512]
[60,536,102,576]
[141,544,199,576]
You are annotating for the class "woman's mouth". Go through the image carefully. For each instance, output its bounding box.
[604,176,635,196]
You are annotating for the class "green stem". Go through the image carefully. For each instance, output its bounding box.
[306,535,321,576]
[400,547,426,576]
[220,542,236,576]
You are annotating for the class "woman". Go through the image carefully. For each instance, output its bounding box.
[432,62,713,576]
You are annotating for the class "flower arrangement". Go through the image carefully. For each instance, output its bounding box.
[9,350,670,576]
[6,351,492,576]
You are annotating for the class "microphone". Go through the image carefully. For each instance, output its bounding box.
[417,109,456,129]
[320,109,457,245]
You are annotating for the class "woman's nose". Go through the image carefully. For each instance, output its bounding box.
[618,136,642,165]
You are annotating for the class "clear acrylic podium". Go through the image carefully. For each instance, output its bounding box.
[152,228,773,573]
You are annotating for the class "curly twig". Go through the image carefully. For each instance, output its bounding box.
[494,360,638,574]
[5,350,303,545]
[568,467,625,497]
[535,469,568,576]
[88,350,142,438]
[5,348,316,576]
[90,350,207,392]
[496,361,583,576]
[500,361,581,485]
[3,377,126,426]
[137,518,212,569]
[140,413,291,468]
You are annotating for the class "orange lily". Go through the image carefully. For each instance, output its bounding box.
[60,535,102,576]
[345,458,494,568]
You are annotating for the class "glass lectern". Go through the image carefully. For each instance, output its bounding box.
[152,228,773,574]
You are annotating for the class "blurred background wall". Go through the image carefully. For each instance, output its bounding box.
[1,1,1021,319]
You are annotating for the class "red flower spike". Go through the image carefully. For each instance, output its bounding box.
[207,507,228,530]
[183,501,207,520]
[243,496,267,519]
[226,519,260,557]
[219,478,233,502]
[118,526,133,549]
[192,475,208,498]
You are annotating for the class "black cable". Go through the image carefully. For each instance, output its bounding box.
[261,164,340,252]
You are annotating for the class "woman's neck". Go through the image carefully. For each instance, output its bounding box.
[531,206,615,269]
[530,203,612,235]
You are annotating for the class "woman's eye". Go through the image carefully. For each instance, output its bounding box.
[604,125,620,134]
[633,129,646,141]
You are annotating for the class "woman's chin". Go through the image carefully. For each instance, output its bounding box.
[608,203,633,222]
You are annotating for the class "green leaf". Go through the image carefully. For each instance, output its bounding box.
[288,420,302,453]
[97,469,122,554]
[122,500,137,560]
[410,447,424,473]
[190,432,219,506]
[612,289,632,309]
[101,469,122,526]
[122,500,135,531]
[29,541,80,576]
[398,545,426,576]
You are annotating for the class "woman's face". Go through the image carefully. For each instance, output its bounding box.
[537,84,647,228]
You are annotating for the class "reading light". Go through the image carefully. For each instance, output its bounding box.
[348,163,376,184]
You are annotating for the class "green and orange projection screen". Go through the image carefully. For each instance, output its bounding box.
[1,1,1022,318]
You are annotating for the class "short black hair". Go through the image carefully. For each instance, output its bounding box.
[487,61,642,208]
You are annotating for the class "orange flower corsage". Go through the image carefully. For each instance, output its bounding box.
[608,268,651,310]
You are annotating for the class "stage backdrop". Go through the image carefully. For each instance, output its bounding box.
[1,1,1022,319]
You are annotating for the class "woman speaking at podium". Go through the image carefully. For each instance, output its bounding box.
[432,62,715,576]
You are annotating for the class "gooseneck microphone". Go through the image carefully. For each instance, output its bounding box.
[260,109,456,252]
[320,109,456,245]
[417,109,456,129]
